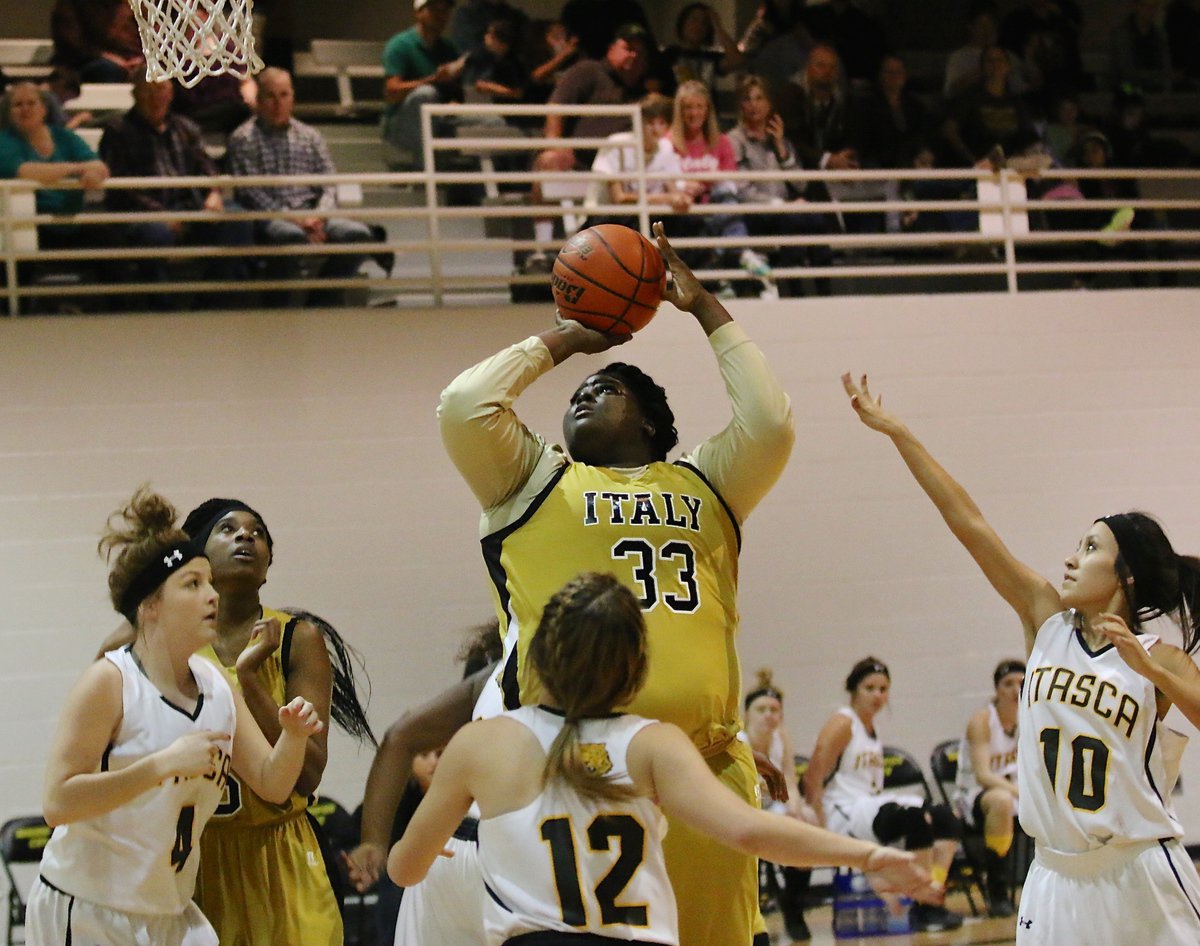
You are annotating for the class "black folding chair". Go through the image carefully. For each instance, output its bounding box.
[929,738,990,916]
[1,815,52,945]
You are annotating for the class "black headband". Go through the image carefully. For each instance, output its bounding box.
[993,660,1026,687]
[846,659,890,692]
[118,539,205,624]
[745,685,784,709]
[185,499,273,556]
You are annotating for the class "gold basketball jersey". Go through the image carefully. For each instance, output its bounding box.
[197,606,309,827]
[485,460,741,755]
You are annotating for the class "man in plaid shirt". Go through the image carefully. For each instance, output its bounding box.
[227,68,376,306]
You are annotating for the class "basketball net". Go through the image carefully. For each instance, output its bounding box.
[128,0,264,88]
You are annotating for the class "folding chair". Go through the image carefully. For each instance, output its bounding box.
[1,815,52,946]
[880,744,932,801]
[930,738,988,916]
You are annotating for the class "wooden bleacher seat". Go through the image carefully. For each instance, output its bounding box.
[0,39,53,79]
[294,40,386,114]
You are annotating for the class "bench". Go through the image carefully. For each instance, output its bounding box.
[293,40,386,114]
[0,39,54,79]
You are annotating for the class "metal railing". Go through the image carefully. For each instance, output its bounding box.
[2,102,1199,315]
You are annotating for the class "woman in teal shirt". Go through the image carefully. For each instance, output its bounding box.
[0,81,108,244]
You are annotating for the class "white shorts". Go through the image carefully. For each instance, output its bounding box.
[26,877,217,946]
[395,833,485,946]
[1017,838,1200,946]
[825,792,924,843]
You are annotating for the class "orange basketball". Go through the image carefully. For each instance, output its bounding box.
[551,225,666,335]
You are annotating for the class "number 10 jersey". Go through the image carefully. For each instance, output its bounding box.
[1018,611,1182,853]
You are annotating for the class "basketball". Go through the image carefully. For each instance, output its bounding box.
[551,225,667,335]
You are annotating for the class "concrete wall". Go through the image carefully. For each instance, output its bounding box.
[2,287,1199,844]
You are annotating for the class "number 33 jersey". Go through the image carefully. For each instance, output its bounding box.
[485,460,741,756]
[1018,612,1182,853]
[478,706,677,945]
[40,646,236,914]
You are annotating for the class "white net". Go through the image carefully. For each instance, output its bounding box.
[128,0,264,88]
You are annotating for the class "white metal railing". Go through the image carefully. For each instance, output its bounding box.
[1,102,1199,315]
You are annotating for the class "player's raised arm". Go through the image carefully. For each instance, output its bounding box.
[841,372,1059,650]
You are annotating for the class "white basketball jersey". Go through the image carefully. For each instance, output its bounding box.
[1018,612,1182,852]
[477,706,678,945]
[822,707,884,821]
[955,703,1018,799]
[39,647,237,914]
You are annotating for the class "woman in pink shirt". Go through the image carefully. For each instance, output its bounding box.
[669,79,776,298]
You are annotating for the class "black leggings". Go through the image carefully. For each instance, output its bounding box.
[872,801,961,851]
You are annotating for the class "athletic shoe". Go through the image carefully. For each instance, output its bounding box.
[988,893,1016,918]
[758,279,780,301]
[715,280,737,300]
[739,248,773,279]
[909,903,964,932]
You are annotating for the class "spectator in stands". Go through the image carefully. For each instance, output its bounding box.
[99,75,253,309]
[777,43,861,194]
[942,44,1039,167]
[526,20,580,102]
[739,0,801,59]
[560,0,652,62]
[998,0,1084,97]
[858,53,934,170]
[1105,82,1191,167]
[1110,0,1173,93]
[670,79,777,298]
[463,19,527,108]
[0,81,109,248]
[51,0,144,84]
[661,3,744,96]
[524,22,653,273]
[1166,0,1200,88]
[726,74,832,296]
[381,0,465,170]
[587,93,691,226]
[449,0,528,58]
[226,68,374,307]
[896,139,979,235]
[172,74,256,137]
[944,2,1031,98]
[1042,90,1085,165]
[800,0,887,89]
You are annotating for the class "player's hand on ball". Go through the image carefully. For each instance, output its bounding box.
[279,696,324,737]
[554,311,630,354]
[653,221,702,313]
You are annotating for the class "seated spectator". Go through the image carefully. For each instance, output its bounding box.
[953,660,1024,919]
[942,45,1039,167]
[857,53,934,169]
[670,79,776,297]
[172,74,256,137]
[804,657,964,933]
[1166,0,1200,88]
[463,19,526,107]
[99,75,253,309]
[1105,82,1191,167]
[661,3,744,96]
[1110,0,1172,93]
[226,68,374,307]
[587,92,691,224]
[896,139,979,235]
[382,0,465,170]
[525,20,580,102]
[944,2,1032,99]
[1042,90,1085,165]
[800,0,887,89]
[998,0,1084,98]
[0,81,109,249]
[560,0,652,62]
[51,0,144,84]
[726,74,832,295]
[525,23,653,272]
[778,43,860,177]
[449,0,528,59]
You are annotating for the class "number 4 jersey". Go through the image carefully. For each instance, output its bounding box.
[39,647,236,915]
[1018,612,1182,853]
[478,706,678,945]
